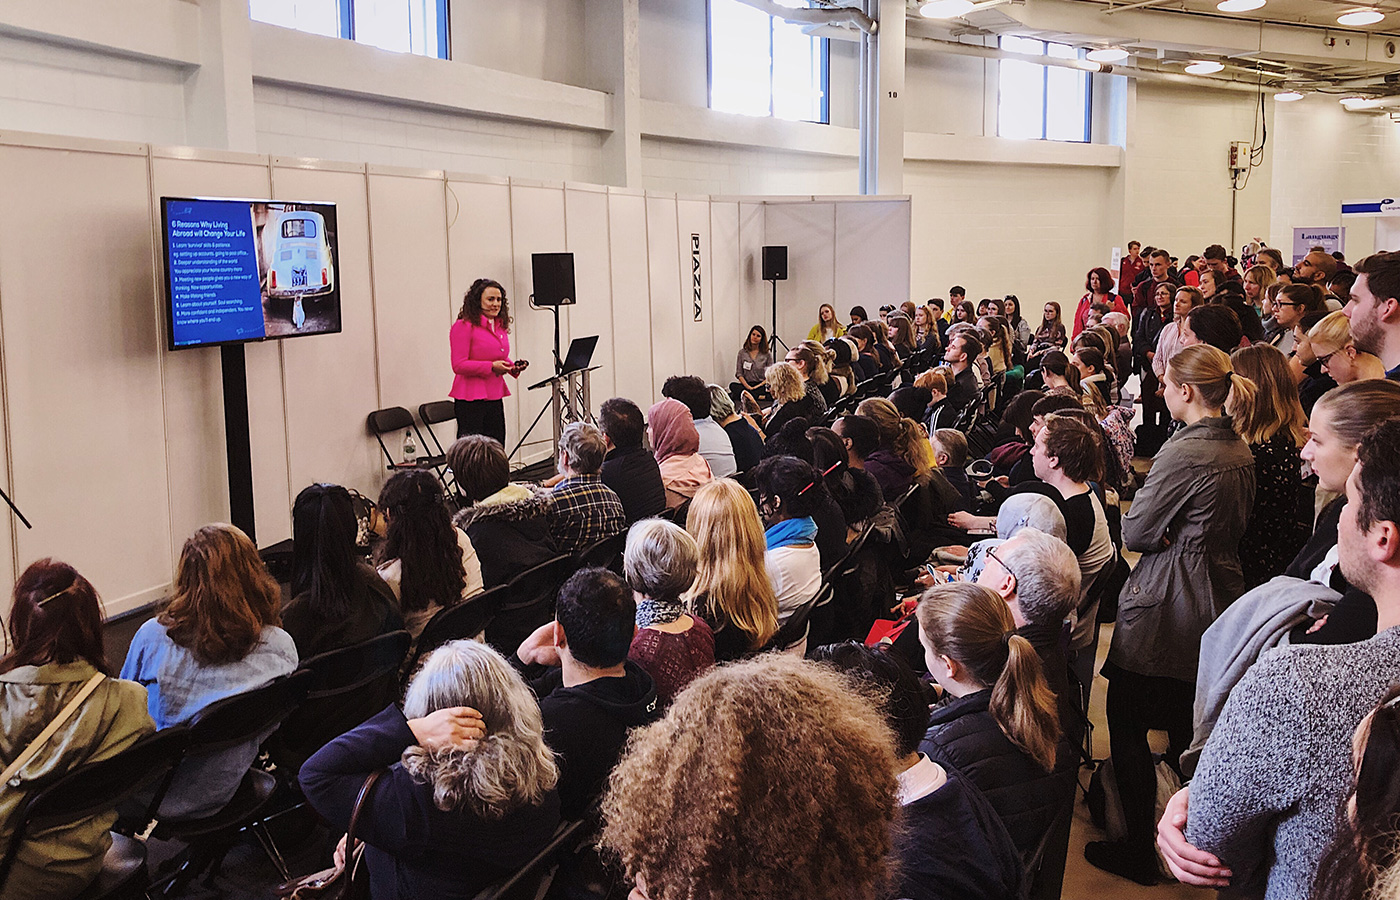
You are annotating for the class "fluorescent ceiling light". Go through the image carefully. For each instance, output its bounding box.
[1338,8,1385,25]
[920,0,975,17]
[1274,90,1305,101]
[1217,0,1265,10]
[1086,47,1130,62]
[1185,60,1225,74]
[1341,96,1383,110]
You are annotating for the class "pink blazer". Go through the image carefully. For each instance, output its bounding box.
[449,317,514,401]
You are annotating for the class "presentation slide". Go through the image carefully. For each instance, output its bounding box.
[163,197,341,349]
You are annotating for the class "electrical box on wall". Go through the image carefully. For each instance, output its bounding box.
[1229,141,1252,174]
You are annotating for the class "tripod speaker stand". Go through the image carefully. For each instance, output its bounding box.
[762,245,788,357]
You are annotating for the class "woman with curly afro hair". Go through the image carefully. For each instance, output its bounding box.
[600,655,899,900]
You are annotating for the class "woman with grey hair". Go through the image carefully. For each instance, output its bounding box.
[709,383,764,472]
[624,519,715,704]
[956,493,1069,583]
[301,640,561,900]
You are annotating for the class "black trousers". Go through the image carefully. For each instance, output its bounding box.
[455,398,506,446]
[1105,668,1194,853]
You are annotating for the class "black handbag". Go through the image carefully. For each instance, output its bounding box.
[275,769,384,900]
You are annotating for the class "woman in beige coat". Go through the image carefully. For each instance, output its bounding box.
[0,560,153,900]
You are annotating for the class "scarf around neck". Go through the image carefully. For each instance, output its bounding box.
[766,516,818,550]
[636,596,685,629]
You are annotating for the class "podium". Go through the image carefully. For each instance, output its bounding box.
[516,365,599,462]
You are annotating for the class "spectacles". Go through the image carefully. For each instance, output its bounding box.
[985,546,1018,594]
[1315,348,1340,367]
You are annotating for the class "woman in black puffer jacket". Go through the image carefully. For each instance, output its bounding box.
[916,582,1065,863]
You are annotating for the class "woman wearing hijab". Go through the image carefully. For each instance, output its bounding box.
[647,398,713,509]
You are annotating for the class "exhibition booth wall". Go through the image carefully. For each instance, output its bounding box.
[0,130,911,618]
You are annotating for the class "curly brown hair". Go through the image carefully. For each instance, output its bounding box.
[600,655,899,900]
[456,278,511,329]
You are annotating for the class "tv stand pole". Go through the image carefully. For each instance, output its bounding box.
[221,344,256,544]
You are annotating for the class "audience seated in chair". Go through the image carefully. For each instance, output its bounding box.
[447,435,558,588]
[546,421,626,553]
[663,375,736,478]
[600,655,898,900]
[707,383,764,473]
[647,398,713,509]
[300,639,561,900]
[513,567,660,819]
[0,560,155,900]
[808,424,884,536]
[375,469,483,642]
[812,642,1023,900]
[623,519,713,705]
[283,483,403,658]
[916,582,1064,865]
[752,456,824,643]
[121,524,297,820]
[597,397,667,525]
[683,479,779,662]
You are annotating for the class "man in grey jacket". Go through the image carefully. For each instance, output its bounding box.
[1158,417,1400,899]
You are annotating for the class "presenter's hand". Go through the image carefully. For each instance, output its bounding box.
[512,360,529,375]
[491,360,511,375]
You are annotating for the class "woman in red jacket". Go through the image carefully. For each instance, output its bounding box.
[450,279,527,444]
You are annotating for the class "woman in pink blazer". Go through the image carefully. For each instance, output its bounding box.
[451,279,527,445]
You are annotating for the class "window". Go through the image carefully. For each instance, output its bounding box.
[709,0,829,123]
[997,36,1090,142]
[250,0,449,60]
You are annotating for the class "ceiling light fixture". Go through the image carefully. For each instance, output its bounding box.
[1274,90,1305,101]
[1217,0,1266,10]
[1341,96,1383,110]
[920,0,975,18]
[1086,47,1130,63]
[1338,8,1385,25]
[1185,60,1225,74]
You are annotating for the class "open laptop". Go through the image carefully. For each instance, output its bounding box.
[560,335,598,374]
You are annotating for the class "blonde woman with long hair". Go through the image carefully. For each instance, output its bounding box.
[1090,343,1257,883]
[301,639,560,900]
[1228,344,1310,589]
[1308,309,1387,384]
[801,339,841,406]
[683,479,779,661]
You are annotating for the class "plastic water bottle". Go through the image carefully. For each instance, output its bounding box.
[402,429,417,466]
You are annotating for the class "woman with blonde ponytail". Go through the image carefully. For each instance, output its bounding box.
[1087,342,1258,884]
[916,582,1064,862]
[855,397,937,490]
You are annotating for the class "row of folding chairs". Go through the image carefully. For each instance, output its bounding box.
[367,400,459,496]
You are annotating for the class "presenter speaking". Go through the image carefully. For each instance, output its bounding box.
[450,278,527,445]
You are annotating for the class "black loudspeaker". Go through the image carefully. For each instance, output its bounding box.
[762,245,788,281]
[531,252,576,306]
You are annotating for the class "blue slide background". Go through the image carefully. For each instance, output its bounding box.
[166,199,265,347]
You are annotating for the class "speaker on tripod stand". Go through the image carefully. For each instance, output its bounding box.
[762,245,788,356]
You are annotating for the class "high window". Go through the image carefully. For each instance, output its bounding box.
[709,0,829,123]
[250,0,449,60]
[997,36,1090,142]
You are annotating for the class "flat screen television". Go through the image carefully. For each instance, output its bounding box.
[161,197,342,350]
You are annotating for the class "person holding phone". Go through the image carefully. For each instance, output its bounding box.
[450,278,528,445]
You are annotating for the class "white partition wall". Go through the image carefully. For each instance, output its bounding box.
[0,130,909,617]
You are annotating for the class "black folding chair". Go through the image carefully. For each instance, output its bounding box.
[403,585,508,684]
[470,818,591,900]
[486,555,578,654]
[0,727,191,900]
[367,407,444,482]
[572,531,628,574]
[418,400,460,495]
[764,581,832,654]
[265,631,412,778]
[143,670,314,894]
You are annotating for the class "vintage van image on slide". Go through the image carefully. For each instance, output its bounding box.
[253,202,341,337]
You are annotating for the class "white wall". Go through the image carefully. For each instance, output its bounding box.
[1123,81,1274,261]
[1270,95,1400,261]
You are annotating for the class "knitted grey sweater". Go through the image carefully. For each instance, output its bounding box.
[1186,625,1400,899]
